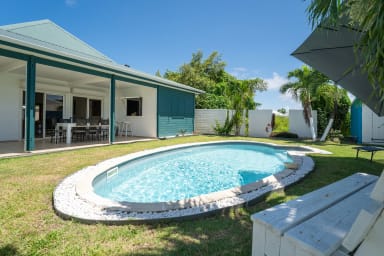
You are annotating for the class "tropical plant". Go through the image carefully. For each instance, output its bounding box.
[313,84,351,140]
[165,50,266,136]
[306,0,384,95]
[213,111,234,136]
[280,66,328,141]
[226,77,266,136]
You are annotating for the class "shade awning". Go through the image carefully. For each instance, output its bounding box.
[292,21,384,116]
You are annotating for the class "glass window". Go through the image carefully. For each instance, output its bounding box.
[73,96,87,120]
[89,99,101,118]
[126,98,142,116]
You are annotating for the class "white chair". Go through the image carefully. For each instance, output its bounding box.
[119,121,133,136]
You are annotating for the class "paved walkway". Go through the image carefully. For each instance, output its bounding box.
[0,136,154,158]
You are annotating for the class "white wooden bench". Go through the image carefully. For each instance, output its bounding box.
[251,172,383,256]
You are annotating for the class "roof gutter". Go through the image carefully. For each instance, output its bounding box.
[0,31,204,95]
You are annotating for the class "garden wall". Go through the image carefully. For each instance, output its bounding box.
[194,109,273,137]
[288,109,317,138]
[195,109,318,139]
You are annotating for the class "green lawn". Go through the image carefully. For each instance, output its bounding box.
[0,136,383,256]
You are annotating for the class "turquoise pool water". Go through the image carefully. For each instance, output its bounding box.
[93,142,293,203]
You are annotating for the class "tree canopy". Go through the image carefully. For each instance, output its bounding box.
[162,50,267,136]
[281,65,351,138]
[163,50,267,110]
[312,84,351,135]
[280,66,328,125]
[306,0,384,94]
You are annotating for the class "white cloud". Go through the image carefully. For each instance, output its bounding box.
[263,72,288,90]
[229,67,260,80]
[65,0,77,7]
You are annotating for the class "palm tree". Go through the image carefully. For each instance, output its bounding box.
[316,84,350,141]
[280,66,328,141]
[227,78,266,136]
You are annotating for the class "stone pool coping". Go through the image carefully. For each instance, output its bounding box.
[53,140,330,223]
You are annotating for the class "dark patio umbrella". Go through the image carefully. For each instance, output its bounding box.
[292,21,384,116]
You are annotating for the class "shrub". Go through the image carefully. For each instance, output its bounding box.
[213,111,234,136]
[270,131,299,138]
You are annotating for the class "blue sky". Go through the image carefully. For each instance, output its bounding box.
[1,0,314,110]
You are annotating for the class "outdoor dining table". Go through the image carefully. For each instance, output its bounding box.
[56,123,109,144]
[56,123,77,144]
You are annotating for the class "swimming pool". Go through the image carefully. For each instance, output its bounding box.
[93,143,293,203]
[54,140,321,223]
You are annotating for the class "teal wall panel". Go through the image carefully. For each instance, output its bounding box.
[157,87,195,137]
[351,99,362,144]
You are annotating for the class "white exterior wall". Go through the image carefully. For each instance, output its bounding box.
[0,73,22,141]
[361,104,384,144]
[362,105,373,143]
[194,109,273,137]
[116,85,157,137]
[0,73,113,141]
[288,109,317,138]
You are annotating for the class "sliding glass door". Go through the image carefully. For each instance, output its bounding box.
[72,96,102,123]
[45,94,63,133]
[22,92,63,139]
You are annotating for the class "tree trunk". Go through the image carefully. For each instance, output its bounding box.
[308,106,316,141]
[245,109,249,137]
[309,117,316,141]
[320,118,334,141]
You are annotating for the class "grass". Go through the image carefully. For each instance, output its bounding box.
[1,135,383,255]
[273,115,289,133]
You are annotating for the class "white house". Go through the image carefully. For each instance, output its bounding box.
[0,20,202,151]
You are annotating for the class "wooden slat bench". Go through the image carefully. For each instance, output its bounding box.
[250,173,380,256]
[280,183,381,255]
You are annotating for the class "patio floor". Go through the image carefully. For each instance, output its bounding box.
[0,135,155,158]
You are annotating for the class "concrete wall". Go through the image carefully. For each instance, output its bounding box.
[244,110,274,137]
[116,85,157,137]
[288,109,317,138]
[194,109,228,134]
[0,73,22,141]
[194,109,273,137]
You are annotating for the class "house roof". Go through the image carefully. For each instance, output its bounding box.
[0,19,203,94]
[0,19,115,65]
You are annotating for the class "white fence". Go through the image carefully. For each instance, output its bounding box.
[288,109,317,139]
[194,109,317,138]
[194,109,273,137]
